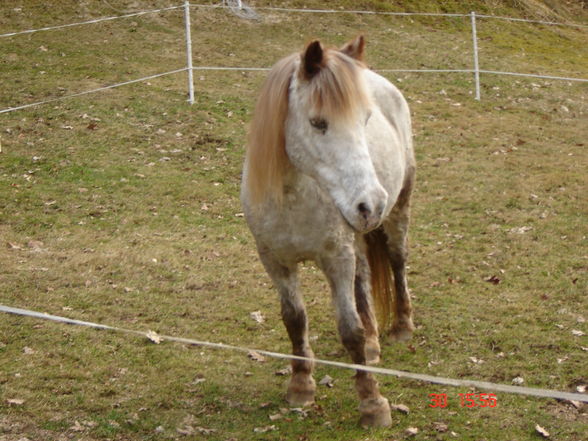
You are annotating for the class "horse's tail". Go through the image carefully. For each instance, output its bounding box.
[365,227,394,332]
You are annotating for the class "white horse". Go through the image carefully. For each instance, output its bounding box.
[241,36,415,427]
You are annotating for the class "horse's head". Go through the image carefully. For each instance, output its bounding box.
[245,36,388,232]
[285,36,387,232]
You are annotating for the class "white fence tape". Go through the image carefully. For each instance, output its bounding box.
[2,65,587,115]
[0,2,586,114]
[2,3,584,39]
[476,13,588,28]
[0,5,184,39]
[1,304,586,404]
[193,4,588,28]
[479,69,588,82]
[0,68,188,115]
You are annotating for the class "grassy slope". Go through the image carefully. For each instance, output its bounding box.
[1,1,587,440]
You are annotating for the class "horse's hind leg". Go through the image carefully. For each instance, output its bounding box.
[319,253,391,427]
[383,171,416,341]
[258,251,315,406]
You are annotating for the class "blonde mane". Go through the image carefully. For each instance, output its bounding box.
[245,47,370,206]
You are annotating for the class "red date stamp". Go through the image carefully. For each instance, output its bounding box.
[429,393,497,408]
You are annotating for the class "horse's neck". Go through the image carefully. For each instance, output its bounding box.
[282,165,327,202]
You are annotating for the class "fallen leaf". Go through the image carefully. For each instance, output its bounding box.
[70,421,84,432]
[391,403,410,414]
[177,426,194,436]
[509,226,533,234]
[577,385,587,393]
[195,427,216,435]
[535,424,550,438]
[23,346,35,355]
[146,330,162,344]
[405,427,419,436]
[571,329,585,337]
[27,240,44,251]
[6,242,21,250]
[250,310,265,324]
[319,375,334,388]
[7,399,25,406]
[433,421,449,432]
[485,275,501,285]
[247,350,265,362]
[569,400,583,409]
[269,413,282,421]
[512,376,524,385]
[290,407,310,418]
[253,425,276,433]
[274,366,292,376]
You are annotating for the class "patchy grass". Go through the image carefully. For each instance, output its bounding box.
[1,1,587,440]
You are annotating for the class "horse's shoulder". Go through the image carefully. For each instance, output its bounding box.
[364,69,409,114]
[364,69,413,154]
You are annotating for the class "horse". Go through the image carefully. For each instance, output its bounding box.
[240,36,415,427]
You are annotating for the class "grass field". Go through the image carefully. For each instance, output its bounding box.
[1,1,587,440]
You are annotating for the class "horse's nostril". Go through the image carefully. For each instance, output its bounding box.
[357,202,371,218]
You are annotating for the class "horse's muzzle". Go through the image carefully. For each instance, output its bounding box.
[351,187,388,233]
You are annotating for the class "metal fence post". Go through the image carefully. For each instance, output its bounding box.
[184,0,195,104]
[471,11,481,100]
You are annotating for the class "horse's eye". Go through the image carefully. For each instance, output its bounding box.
[309,118,328,134]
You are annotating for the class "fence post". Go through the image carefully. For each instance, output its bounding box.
[184,0,195,104]
[470,11,481,100]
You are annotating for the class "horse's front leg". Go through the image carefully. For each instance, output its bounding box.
[258,251,316,406]
[319,252,392,428]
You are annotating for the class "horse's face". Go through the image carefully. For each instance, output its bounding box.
[285,44,388,233]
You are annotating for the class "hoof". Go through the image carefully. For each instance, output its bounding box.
[286,374,316,407]
[359,396,392,428]
[365,338,381,365]
[390,317,415,342]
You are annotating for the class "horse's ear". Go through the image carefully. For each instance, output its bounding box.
[303,40,324,79]
[340,35,365,61]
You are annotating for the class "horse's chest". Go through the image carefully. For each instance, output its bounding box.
[248,183,351,262]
